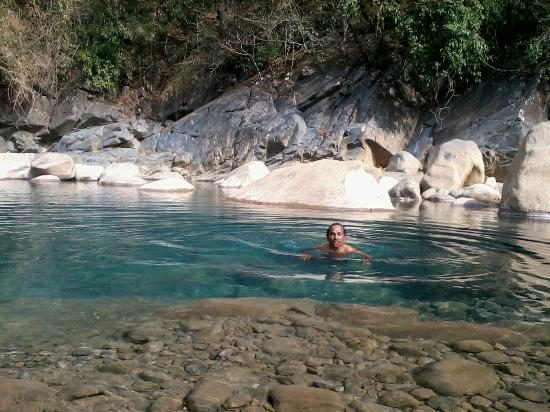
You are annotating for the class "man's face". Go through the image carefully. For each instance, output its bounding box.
[327,225,346,249]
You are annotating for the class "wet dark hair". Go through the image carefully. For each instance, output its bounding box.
[326,223,346,237]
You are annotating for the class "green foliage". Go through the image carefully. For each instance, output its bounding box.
[0,0,548,101]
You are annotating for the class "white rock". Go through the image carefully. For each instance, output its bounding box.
[378,176,399,193]
[0,153,35,179]
[228,159,394,210]
[389,178,422,202]
[386,151,422,175]
[143,171,183,181]
[421,139,485,191]
[461,183,501,205]
[30,175,61,183]
[99,162,145,186]
[217,161,270,188]
[139,177,194,192]
[75,164,104,181]
[501,122,550,214]
[31,153,75,180]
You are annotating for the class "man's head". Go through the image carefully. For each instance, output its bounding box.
[326,223,347,250]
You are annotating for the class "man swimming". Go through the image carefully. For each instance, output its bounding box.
[300,222,373,265]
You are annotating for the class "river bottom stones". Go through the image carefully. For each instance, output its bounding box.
[0,298,548,412]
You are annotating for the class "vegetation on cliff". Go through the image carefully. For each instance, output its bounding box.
[0,0,548,107]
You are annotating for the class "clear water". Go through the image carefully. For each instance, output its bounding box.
[1,180,549,347]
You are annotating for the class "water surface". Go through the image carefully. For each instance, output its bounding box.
[1,181,549,347]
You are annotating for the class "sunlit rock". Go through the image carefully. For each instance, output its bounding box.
[139,177,193,192]
[378,176,399,193]
[0,153,35,179]
[421,139,485,191]
[389,177,422,203]
[217,160,269,188]
[500,122,550,215]
[31,153,75,180]
[75,164,104,181]
[458,183,501,205]
[227,159,394,210]
[30,175,61,184]
[386,150,422,175]
[269,385,346,412]
[99,162,146,186]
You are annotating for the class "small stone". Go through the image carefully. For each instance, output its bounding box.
[224,394,252,409]
[184,361,209,376]
[379,390,420,408]
[428,396,466,412]
[512,384,550,403]
[150,396,182,412]
[142,341,164,353]
[276,360,307,376]
[470,395,492,409]
[506,398,550,412]
[452,340,493,353]
[60,385,105,400]
[411,387,436,400]
[269,385,345,411]
[499,363,525,376]
[476,351,511,364]
[139,370,171,383]
[413,359,498,396]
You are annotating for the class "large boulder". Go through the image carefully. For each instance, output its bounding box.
[228,159,394,210]
[500,122,550,215]
[421,139,485,191]
[389,177,422,203]
[407,75,549,180]
[217,160,269,188]
[30,153,75,180]
[0,153,35,179]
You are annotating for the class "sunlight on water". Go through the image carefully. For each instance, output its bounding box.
[0,180,549,347]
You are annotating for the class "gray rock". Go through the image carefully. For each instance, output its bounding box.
[59,384,105,400]
[506,398,550,412]
[431,75,548,180]
[512,384,550,403]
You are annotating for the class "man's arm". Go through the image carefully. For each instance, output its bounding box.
[348,246,373,265]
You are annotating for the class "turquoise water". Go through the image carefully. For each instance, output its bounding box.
[0,180,549,346]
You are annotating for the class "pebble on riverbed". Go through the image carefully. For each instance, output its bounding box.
[0,298,548,412]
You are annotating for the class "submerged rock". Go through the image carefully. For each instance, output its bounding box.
[413,359,498,396]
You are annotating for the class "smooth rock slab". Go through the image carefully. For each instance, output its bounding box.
[413,359,498,396]
[31,153,75,180]
[217,160,270,188]
[269,385,346,412]
[75,164,104,181]
[228,159,394,210]
[139,177,194,192]
[452,339,493,353]
[0,153,35,179]
[30,175,61,183]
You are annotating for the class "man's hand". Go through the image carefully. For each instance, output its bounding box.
[299,253,313,261]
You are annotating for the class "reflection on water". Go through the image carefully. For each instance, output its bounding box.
[0,180,549,347]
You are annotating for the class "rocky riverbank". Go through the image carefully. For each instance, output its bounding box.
[1,298,548,412]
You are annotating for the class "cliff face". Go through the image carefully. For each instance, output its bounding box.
[0,65,548,182]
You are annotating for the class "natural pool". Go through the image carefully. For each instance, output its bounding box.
[0,180,549,349]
